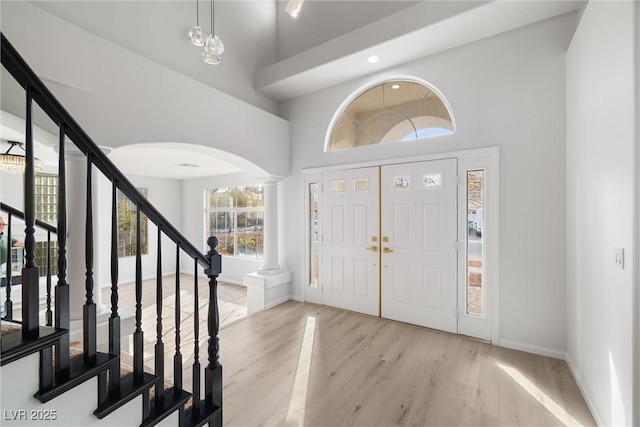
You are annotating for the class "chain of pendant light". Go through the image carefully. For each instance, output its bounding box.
[188,0,224,65]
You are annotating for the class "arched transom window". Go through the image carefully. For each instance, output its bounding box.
[326,80,455,152]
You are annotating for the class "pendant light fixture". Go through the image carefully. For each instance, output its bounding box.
[0,141,44,174]
[187,0,205,46]
[201,0,224,65]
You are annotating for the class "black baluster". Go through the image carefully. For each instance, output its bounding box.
[109,182,121,394]
[45,230,52,326]
[173,244,182,390]
[133,204,144,381]
[204,236,222,423]
[154,227,165,403]
[4,213,14,320]
[192,258,201,414]
[84,153,96,359]
[55,124,70,376]
[22,85,40,336]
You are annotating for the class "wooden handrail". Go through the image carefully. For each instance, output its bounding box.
[1,33,209,268]
[1,202,57,234]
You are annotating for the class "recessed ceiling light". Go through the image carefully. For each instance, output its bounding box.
[391,84,400,90]
[179,163,200,168]
[367,55,379,64]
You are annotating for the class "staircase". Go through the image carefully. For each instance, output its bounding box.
[0,33,223,427]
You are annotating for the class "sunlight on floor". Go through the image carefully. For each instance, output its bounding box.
[286,315,317,426]
[498,363,582,426]
[609,350,626,425]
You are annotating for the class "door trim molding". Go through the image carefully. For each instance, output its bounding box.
[302,146,500,344]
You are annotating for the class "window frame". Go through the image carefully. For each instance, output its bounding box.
[205,186,265,259]
[324,76,456,152]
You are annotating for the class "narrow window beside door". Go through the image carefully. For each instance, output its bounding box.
[466,170,484,316]
[309,182,319,288]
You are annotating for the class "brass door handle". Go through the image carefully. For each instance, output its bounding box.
[383,247,394,253]
[366,246,378,252]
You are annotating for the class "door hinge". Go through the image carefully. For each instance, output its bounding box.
[455,241,460,252]
[455,307,460,318]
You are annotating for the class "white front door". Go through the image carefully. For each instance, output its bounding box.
[380,159,458,333]
[321,167,380,316]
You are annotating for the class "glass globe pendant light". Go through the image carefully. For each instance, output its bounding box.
[188,0,205,46]
[202,0,223,65]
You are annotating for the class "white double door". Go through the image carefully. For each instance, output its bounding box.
[322,159,458,332]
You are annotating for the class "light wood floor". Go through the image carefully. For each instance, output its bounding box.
[220,301,595,427]
[101,275,248,388]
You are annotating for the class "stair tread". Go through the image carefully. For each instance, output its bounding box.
[184,401,222,427]
[0,325,68,366]
[94,371,157,419]
[34,351,118,403]
[141,387,192,427]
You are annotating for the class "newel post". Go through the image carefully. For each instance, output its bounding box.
[204,236,223,422]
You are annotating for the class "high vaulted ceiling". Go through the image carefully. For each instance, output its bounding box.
[29,0,584,105]
[2,0,585,179]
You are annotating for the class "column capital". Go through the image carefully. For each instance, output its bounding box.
[258,176,284,185]
[59,144,112,158]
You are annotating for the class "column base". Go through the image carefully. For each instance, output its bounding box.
[256,267,283,276]
[244,270,291,314]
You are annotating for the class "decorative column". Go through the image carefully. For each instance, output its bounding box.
[257,177,282,274]
[66,146,106,320]
[245,176,291,314]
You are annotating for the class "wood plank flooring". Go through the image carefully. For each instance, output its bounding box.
[220,301,595,426]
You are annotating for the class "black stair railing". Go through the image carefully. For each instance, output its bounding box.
[1,32,223,425]
[1,202,58,325]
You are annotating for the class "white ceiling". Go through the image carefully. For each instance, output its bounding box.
[257,0,585,100]
[3,0,585,179]
[107,143,246,180]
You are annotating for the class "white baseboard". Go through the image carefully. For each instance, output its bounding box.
[290,295,304,303]
[265,295,291,310]
[217,277,245,286]
[498,338,566,360]
[565,353,605,426]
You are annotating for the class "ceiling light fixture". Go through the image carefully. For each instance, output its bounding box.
[286,0,304,18]
[0,141,44,174]
[391,84,400,90]
[187,0,205,46]
[367,55,379,64]
[188,0,223,65]
[201,0,224,65]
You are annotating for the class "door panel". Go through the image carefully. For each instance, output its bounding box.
[322,167,379,316]
[381,159,458,332]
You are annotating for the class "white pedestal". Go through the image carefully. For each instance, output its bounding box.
[69,309,136,354]
[244,270,291,314]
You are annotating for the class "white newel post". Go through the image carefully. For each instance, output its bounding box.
[244,176,291,314]
[66,146,106,321]
[258,177,282,274]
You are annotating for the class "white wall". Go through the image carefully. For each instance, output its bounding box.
[275,0,418,60]
[566,1,639,425]
[32,1,278,114]
[97,174,182,288]
[280,13,577,357]
[1,1,290,178]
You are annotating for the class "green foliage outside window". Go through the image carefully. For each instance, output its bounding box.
[206,186,264,258]
[118,188,148,257]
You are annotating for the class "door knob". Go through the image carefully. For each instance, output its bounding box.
[366,246,378,252]
[383,247,394,253]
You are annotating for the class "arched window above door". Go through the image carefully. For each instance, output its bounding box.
[326,80,455,152]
